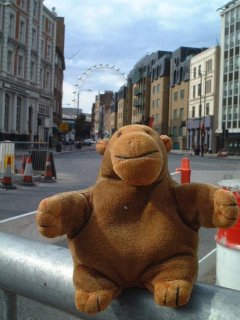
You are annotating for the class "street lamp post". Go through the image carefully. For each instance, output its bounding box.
[74,84,92,117]
[199,72,206,157]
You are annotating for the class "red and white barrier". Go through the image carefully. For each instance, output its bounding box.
[216,179,240,290]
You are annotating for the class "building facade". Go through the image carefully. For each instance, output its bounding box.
[93,91,113,138]
[130,52,171,125]
[150,53,171,134]
[218,0,240,154]
[187,46,220,154]
[0,0,62,143]
[169,47,206,150]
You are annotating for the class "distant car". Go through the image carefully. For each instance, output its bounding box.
[83,139,95,146]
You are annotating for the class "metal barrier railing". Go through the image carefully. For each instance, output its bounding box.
[1,232,240,320]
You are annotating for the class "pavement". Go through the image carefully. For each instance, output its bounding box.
[170,148,240,160]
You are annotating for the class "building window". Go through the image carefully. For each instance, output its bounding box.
[173,109,178,119]
[4,94,10,131]
[45,71,50,90]
[47,19,52,34]
[235,80,239,95]
[41,40,45,58]
[8,13,15,38]
[179,126,183,137]
[174,92,178,101]
[152,85,156,94]
[33,0,38,19]
[235,55,240,70]
[20,0,26,10]
[205,103,210,116]
[40,68,43,88]
[192,106,195,118]
[157,99,160,108]
[46,44,52,61]
[157,84,160,92]
[180,107,184,118]
[198,65,201,76]
[19,19,26,42]
[173,126,177,137]
[198,83,202,96]
[30,60,36,82]
[193,67,196,79]
[16,97,21,133]
[7,50,13,73]
[32,28,37,49]
[193,85,196,98]
[17,55,24,78]
[206,59,212,73]
[180,89,184,99]
[205,79,212,94]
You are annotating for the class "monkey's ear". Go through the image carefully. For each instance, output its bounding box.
[160,135,173,153]
[96,138,109,155]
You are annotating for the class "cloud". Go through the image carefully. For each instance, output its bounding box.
[44,0,225,113]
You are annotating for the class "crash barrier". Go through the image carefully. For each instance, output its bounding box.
[0,232,240,320]
[216,179,240,291]
[0,212,65,244]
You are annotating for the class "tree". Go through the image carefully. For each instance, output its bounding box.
[74,114,90,140]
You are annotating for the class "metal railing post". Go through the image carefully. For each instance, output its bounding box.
[2,289,17,320]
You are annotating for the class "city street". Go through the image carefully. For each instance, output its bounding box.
[1,149,240,220]
[1,148,239,260]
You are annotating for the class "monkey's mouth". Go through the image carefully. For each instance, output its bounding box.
[114,150,159,160]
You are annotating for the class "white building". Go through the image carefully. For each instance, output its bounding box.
[0,0,57,143]
[188,46,220,153]
[218,0,240,154]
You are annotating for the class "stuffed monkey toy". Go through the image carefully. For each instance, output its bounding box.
[36,124,239,314]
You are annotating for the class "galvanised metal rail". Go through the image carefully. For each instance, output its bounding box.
[1,232,240,320]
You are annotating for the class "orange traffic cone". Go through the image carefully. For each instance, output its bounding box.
[1,156,17,189]
[43,154,56,182]
[176,157,191,184]
[21,156,36,186]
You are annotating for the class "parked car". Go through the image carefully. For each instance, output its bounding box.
[83,139,95,146]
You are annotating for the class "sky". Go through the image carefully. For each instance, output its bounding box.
[44,0,227,114]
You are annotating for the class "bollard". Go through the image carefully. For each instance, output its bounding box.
[176,157,191,184]
[216,179,240,290]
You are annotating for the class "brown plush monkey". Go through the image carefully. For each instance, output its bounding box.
[36,124,239,314]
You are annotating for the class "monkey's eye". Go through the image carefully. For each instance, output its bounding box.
[144,129,152,135]
[117,132,122,138]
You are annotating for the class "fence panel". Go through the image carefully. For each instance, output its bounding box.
[11,142,48,176]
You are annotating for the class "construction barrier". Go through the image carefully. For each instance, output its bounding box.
[0,156,16,190]
[0,141,15,175]
[1,232,240,319]
[216,179,240,291]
